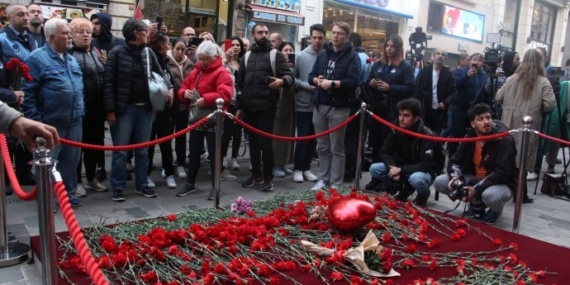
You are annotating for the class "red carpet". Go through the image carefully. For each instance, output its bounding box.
[31,209,570,285]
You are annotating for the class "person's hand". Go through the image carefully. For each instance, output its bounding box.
[167,89,174,107]
[308,85,316,92]
[319,79,333,91]
[188,45,197,54]
[388,166,401,178]
[235,109,243,120]
[392,174,401,182]
[286,62,294,69]
[268,77,284,89]
[369,79,377,87]
[195,98,205,108]
[183,90,193,101]
[438,102,446,110]
[467,66,478,77]
[106,112,116,126]
[447,177,459,191]
[8,116,59,152]
[462,186,476,202]
[14,91,24,104]
[313,75,324,86]
[377,80,390,91]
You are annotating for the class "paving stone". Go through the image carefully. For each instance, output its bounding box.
[123,207,150,219]
[0,263,24,283]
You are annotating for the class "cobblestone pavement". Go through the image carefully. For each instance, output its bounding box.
[1,132,569,284]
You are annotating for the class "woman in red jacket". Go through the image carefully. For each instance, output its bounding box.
[176,41,233,199]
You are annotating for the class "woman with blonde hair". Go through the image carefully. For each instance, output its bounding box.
[496,48,556,203]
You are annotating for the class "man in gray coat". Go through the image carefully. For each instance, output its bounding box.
[291,24,325,183]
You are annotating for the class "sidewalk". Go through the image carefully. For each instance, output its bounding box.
[1,133,569,284]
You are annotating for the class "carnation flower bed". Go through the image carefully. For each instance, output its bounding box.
[53,188,565,285]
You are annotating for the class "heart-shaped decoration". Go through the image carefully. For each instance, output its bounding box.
[326,197,376,232]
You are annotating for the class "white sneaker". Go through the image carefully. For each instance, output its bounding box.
[293,170,304,183]
[526,172,539,181]
[85,180,107,192]
[303,171,318,182]
[166,175,177,189]
[201,152,209,160]
[147,177,156,188]
[311,180,327,191]
[222,156,228,168]
[75,185,87,197]
[330,184,340,190]
[161,169,166,178]
[231,158,240,170]
[176,166,187,179]
[220,169,237,181]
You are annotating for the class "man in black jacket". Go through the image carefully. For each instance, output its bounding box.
[369,99,438,206]
[91,13,124,58]
[415,48,457,134]
[434,103,516,224]
[308,21,360,190]
[236,23,294,192]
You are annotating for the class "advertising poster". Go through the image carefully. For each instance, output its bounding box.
[41,5,103,21]
[251,0,301,12]
[441,5,484,42]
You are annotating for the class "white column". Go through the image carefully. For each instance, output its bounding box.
[550,5,569,66]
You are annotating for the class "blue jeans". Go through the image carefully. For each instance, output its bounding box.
[50,121,82,197]
[369,162,432,198]
[110,104,154,191]
[293,112,316,171]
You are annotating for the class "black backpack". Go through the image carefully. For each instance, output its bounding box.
[422,126,446,175]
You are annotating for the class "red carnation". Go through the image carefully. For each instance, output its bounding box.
[402,259,415,270]
[331,271,343,281]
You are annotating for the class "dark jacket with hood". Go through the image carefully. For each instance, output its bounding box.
[103,42,172,115]
[308,41,360,108]
[236,41,294,111]
[379,117,438,176]
[447,120,517,194]
[91,13,124,52]
[367,59,415,118]
[452,66,488,109]
[68,44,104,106]
[415,64,457,119]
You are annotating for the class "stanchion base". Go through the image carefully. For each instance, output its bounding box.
[0,242,30,268]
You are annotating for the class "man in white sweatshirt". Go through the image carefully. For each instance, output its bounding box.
[291,24,326,183]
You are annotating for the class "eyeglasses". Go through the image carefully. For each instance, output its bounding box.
[184,33,195,37]
[435,52,447,56]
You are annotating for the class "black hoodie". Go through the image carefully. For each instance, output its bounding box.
[91,13,124,52]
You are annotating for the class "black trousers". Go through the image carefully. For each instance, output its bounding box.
[148,111,175,176]
[3,140,33,183]
[367,112,396,163]
[221,105,242,159]
[344,107,362,181]
[244,110,276,180]
[186,130,224,187]
[77,104,105,182]
[174,109,189,165]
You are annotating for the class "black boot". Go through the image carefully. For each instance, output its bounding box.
[394,183,414,202]
[365,178,380,191]
[413,194,429,206]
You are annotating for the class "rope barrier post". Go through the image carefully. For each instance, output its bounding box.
[353,103,367,190]
[35,137,57,284]
[214,99,224,209]
[513,116,533,234]
[0,143,29,268]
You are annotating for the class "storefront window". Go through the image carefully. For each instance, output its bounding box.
[501,0,519,49]
[530,1,556,44]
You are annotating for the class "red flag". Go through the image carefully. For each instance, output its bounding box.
[135,2,143,20]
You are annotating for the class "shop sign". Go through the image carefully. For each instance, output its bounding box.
[528,40,548,50]
[458,43,469,52]
[251,0,301,12]
[332,0,412,18]
[252,10,305,25]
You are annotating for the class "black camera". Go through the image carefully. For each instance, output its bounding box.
[448,179,467,202]
[484,47,500,72]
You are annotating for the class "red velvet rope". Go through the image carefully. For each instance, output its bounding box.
[232,113,358,141]
[0,134,37,201]
[537,132,570,147]
[60,116,210,151]
[369,113,511,142]
[54,181,109,285]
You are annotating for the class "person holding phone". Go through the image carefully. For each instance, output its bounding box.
[271,42,296,178]
[449,53,488,157]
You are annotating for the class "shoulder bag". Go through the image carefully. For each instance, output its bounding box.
[145,48,169,112]
[188,72,217,127]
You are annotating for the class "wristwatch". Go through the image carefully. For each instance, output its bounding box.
[331,80,336,88]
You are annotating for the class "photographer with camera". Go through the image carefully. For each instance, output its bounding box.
[369,98,438,206]
[434,103,517,224]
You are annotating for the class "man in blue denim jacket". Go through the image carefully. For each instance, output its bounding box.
[22,19,85,207]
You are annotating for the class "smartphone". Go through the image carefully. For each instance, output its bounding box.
[156,16,163,31]
[471,63,477,69]
[189,37,204,47]
[288,53,296,64]
[224,39,233,52]
[265,76,276,85]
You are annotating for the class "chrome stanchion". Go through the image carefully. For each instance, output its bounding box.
[513,116,532,233]
[214,99,224,209]
[0,141,30,267]
[354,103,367,190]
[35,137,57,284]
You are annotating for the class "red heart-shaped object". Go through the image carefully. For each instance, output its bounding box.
[326,197,376,232]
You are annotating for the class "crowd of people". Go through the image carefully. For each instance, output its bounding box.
[0,4,564,225]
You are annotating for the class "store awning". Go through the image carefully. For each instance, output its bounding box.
[247,4,305,26]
